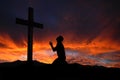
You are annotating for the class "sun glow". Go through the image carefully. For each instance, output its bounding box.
[0,33,120,66]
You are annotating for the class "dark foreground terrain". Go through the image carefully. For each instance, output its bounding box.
[0,61,120,80]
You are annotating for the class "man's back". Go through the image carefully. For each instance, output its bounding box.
[56,42,66,60]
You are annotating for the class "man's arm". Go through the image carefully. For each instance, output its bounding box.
[49,41,56,51]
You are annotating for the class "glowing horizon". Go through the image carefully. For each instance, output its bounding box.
[0,33,120,68]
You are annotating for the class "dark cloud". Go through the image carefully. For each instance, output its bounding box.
[0,0,119,43]
[96,51,120,62]
[0,43,8,48]
[0,0,119,47]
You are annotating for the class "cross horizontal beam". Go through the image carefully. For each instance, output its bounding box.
[16,18,43,29]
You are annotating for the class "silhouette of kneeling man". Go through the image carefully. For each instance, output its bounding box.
[49,35,67,64]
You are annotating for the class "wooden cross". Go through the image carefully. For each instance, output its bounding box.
[16,7,43,63]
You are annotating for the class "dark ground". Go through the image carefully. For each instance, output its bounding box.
[0,60,120,80]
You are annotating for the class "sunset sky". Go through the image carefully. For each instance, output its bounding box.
[0,0,120,68]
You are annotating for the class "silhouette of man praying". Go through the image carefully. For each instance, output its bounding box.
[49,35,67,64]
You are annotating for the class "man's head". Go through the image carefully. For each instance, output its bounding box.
[56,35,64,42]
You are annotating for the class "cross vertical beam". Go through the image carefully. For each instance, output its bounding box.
[28,7,33,62]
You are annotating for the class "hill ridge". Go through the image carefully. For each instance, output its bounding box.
[0,60,120,80]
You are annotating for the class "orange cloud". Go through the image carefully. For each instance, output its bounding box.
[0,33,120,68]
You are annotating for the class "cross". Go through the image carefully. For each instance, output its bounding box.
[16,7,43,63]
